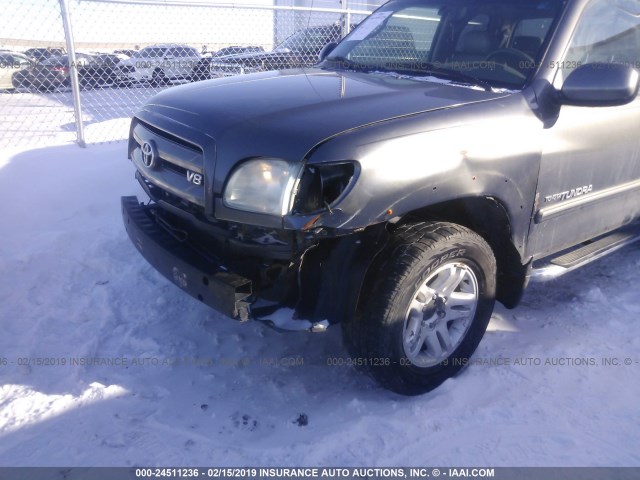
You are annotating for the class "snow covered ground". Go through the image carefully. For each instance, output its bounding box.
[0,142,639,467]
[0,85,167,148]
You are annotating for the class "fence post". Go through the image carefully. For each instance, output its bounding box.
[58,0,86,148]
[341,0,350,36]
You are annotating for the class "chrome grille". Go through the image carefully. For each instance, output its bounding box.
[131,120,205,207]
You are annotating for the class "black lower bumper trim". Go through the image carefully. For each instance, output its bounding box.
[121,196,252,320]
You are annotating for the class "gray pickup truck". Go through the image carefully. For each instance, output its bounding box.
[122,0,640,395]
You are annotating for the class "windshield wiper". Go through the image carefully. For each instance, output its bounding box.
[392,63,493,92]
[323,56,493,91]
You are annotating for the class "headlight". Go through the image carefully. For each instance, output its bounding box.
[223,158,303,215]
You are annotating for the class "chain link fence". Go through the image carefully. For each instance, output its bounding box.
[0,0,383,148]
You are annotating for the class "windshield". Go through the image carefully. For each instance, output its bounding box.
[41,55,68,66]
[324,0,566,89]
[277,26,336,53]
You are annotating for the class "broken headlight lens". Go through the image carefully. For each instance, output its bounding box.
[292,162,356,214]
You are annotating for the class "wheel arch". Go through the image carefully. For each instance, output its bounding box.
[395,196,528,309]
[299,197,527,327]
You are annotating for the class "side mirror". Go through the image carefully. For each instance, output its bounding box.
[318,42,338,62]
[561,63,639,107]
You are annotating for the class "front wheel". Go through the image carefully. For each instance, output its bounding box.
[344,221,497,395]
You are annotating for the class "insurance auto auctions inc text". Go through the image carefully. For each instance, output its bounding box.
[254,468,494,478]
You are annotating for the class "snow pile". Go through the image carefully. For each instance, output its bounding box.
[0,143,639,466]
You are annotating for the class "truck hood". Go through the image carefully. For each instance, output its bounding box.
[139,68,511,190]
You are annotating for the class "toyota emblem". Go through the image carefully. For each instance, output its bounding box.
[141,141,157,168]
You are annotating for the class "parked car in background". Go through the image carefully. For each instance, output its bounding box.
[191,45,265,81]
[205,24,350,78]
[0,52,33,90]
[17,54,92,91]
[23,47,65,63]
[78,53,128,88]
[16,53,126,91]
[115,44,201,85]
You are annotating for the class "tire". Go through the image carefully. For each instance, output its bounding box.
[151,68,166,86]
[343,221,497,395]
[11,71,24,89]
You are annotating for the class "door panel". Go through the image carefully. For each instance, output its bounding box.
[527,0,640,258]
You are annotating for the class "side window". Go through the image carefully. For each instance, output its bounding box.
[557,0,640,83]
[176,47,192,58]
[149,48,164,58]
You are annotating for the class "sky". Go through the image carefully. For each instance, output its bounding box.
[1,0,380,51]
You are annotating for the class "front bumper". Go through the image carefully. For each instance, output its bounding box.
[121,196,252,320]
